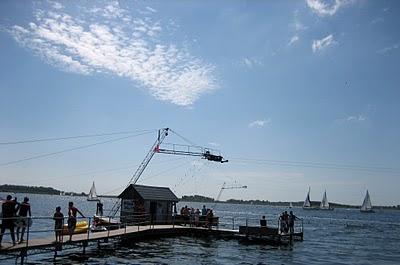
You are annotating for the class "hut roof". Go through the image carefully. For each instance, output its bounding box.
[118,184,179,202]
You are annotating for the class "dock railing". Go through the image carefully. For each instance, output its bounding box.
[0,213,303,253]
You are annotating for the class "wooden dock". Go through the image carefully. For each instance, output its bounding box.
[0,224,303,254]
[0,217,303,264]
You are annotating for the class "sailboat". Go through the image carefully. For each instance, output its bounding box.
[87,181,100,201]
[319,190,334,210]
[360,190,374,213]
[289,202,293,208]
[303,187,314,210]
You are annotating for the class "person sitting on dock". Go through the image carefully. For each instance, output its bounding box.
[16,197,31,244]
[0,195,18,247]
[67,202,85,242]
[260,216,267,227]
[288,211,299,234]
[53,206,64,243]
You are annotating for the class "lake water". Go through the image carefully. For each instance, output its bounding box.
[1,193,399,264]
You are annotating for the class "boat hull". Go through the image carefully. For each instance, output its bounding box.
[360,209,375,213]
[61,221,89,235]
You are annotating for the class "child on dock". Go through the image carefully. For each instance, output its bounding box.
[53,207,64,243]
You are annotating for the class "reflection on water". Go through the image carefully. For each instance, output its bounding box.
[0,193,399,264]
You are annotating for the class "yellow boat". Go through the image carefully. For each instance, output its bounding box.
[61,220,89,235]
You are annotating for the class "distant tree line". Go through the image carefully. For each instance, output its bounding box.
[181,195,215,202]
[0,184,60,195]
[0,184,86,197]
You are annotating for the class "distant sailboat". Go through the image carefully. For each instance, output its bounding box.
[289,202,293,208]
[87,181,100,201]
[319,190,334,210]
[360,190,374,213]
[303,187,313,210]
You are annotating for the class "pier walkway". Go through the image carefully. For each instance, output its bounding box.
[0,214,303,264]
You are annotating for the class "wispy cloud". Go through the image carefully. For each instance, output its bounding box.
[371,17,384,24]
[377,42,400,54]
[306,0,353,17]
[288,35,300,46]
[241,57,263,68]
[336,114,368,123]
[249,119,271,128]
[312,34,336,52]
[288,11,306,47]
[292,10,307,32]
[9,1,217,106]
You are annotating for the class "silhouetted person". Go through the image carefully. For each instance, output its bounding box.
[0,195,18,247]
[53,206,64,243]
[67,202,85,241]
[260,215,267,227]
[16,197,31,243]
[96,201,103,216]
[288,211,299,234]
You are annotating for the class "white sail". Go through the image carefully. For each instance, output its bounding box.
[320,191,330,209]
[87,181,99,201]
[289,202,293,208]
[303,188,311,208]
[361,190,372,212]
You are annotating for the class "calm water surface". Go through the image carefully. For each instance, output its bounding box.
[1,193,399,264]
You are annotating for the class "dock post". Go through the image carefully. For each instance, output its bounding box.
[87,217,91,241]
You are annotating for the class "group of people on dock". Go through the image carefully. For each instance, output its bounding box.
[0,195,86,247]
[279,211,299,234]
[53,201,85,243]
[180,205,214,228]
[0,195,31,247]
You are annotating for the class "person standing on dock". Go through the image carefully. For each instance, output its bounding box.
[67,202,85,242]
[0,195,18,247]
[201,205,207,216]
[16,197,31,244]
[96,201,103,216]
[206,209,214,229]
[288,211,299,234]
[53,206,64,243]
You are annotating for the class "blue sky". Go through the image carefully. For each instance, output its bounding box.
[0,0,399,205]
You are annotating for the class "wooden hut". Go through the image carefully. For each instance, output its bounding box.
[118,184,178,224]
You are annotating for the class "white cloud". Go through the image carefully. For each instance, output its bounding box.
[288,35,300,46]
[241,57,263,68]
[9,2,217,106]
[306,0,353,17]
[312,34,336,52]
[208,142,220,147]
[377,42,400,54]
[249,119,271,128]
[347,115,367,122]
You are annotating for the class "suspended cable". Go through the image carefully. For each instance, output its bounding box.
[0,131,153,167]
[169,129,197,146]
[229,157,400,174]
[0,129,156,145]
